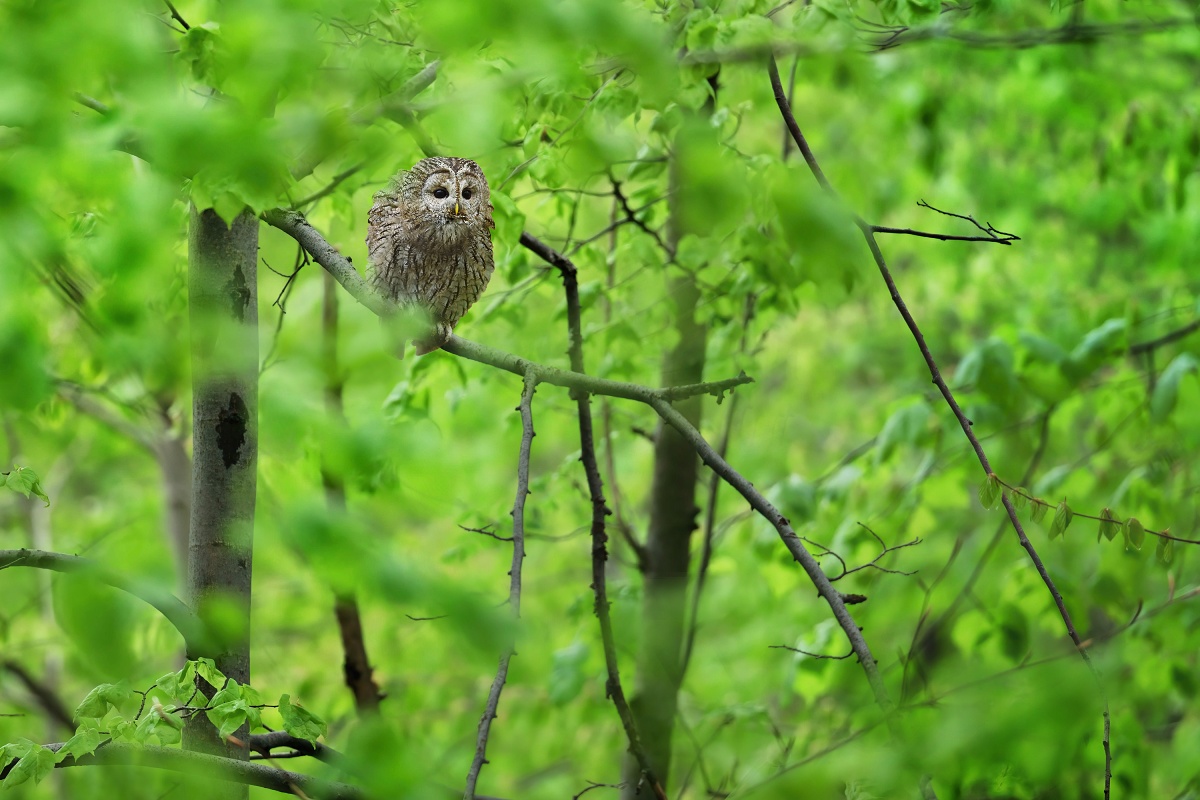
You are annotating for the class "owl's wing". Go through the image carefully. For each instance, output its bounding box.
[365,188,405,283]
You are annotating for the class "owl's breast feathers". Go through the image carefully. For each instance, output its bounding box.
[366,187,496,336]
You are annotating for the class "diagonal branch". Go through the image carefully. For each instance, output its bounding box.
[768,54,1111,799]
[463,370,536,800]
[0,549,211,655]
[649,398,889,706]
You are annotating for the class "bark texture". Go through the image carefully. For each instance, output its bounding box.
[184,206,259,765]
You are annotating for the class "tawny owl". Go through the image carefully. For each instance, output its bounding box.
[366,156,496,355]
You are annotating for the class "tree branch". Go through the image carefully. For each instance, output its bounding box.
[647,398,889,706]
[245,732,342,765]
[260,209,752,405]
[2,742,364,799]
[463,370,536,800]
[0,549,211,655]
[768,53,1109,799]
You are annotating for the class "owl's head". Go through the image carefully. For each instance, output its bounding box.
[402,156,494,229]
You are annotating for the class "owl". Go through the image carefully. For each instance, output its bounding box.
[366,156,496,355]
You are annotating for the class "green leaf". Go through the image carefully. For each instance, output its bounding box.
[74,682,132,720]
[1030,502,1050,524]
[57,726,104,762]
[1011,488,1029,511]
[278,694,327,742]
[3,465,50,506]
[979,473,1001,510]
[1049,501,1073,539]
[193,658,225,690]
[1123,518,1146,551]
[1149,353,1199,422]
[207,698,250,740]
[1157,536,1175,566]
[135,703,184,745]
[1,741,56,789]
[154,662,196,703]
[1098,508,1119,542]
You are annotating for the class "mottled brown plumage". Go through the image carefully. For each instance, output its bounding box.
[367,156,496,355]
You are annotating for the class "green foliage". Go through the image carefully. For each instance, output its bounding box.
[1,466,49,506]
[3,0,1200,798]
[0,741,56,790]
[278,694,327,742]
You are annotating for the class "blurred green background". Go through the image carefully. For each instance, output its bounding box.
[2,0,1200,797]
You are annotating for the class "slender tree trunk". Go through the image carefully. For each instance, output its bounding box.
[622,157,708,796]
[184,206,259,769]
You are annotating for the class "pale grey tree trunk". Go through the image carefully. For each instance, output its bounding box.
[184,206,258,773]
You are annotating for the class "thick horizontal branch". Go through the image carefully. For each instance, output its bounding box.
[8,742,364,799]
[0,549,211,655]
[260,208,753,404]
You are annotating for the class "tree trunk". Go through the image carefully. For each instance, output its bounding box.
[183,206,259,768]
[622,131,709,794]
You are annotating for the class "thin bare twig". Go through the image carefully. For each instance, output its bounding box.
[292,164,365,210]
[769,54,1110,799]
[460,525,514,543]
[768,645,854,660]
[463,371,536,799]
[573,781,624,799]
[163,0,189,30]
[610,179,669,256]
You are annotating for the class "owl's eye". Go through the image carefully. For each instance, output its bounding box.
[461,188,473,200]
[433,187,449,199]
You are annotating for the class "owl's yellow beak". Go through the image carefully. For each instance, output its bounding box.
[453,200,460,216]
